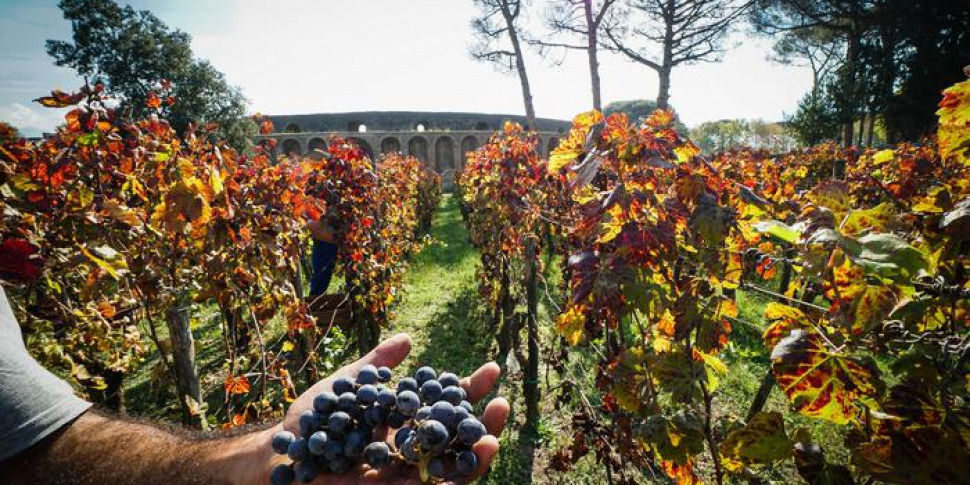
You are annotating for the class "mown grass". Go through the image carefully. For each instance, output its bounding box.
[124,193,850,483]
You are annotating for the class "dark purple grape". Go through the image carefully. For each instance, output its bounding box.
[453,405,471,426]
[336,392,357,414]
[397,377,419,394]
[441,386,464,406]
[362,405,387,427]
[272,430,296,455]
[287,437,309,462]
[427,457,446,479]
[357,364,379,385]
[387,410,408,428]
[377,366,393,382]
[459,400,474,413]
[415,405,432,421]
[420,379,443,403]
[294,459,319,483]
[307,431,328,455]
[414,366,437,385]
[416,419,449,451]
[298,410,317,437]
[430,401,456,427]
[333,376,355,395]
[396,390,420,416]
[377,388,396,408]
[356,384,379,405]
[364,441,391,468]
[343,429,367,458]
[401,436,420,463]
[323,439,343,461]
[313,391,338,415]
[270,464,295,485]
[328,411,352,435]
[394,427,414,450]
[457,417,487,445]
[456,450,478,476]
[438,372,460,388]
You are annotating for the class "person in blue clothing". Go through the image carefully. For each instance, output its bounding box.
[307,215,338,296]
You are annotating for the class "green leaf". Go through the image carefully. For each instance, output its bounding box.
[752,220,801,244]
[720,412,793,471]
[771,330,884,424]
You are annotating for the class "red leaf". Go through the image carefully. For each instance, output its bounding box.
[0,238,43,282]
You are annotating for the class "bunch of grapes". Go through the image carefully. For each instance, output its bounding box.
[269,364,490,484]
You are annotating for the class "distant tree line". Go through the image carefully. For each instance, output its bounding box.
[470,0,968,148]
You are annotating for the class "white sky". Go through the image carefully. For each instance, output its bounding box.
[0,0,813,136]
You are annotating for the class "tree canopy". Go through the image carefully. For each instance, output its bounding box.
[46,0,254,150]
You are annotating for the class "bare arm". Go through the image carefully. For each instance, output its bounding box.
[0,410,274,485]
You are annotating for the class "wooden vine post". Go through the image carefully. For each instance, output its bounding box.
[165,306,202,422]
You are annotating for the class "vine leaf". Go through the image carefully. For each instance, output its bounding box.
[853,426,970,484]
[720,411,792,472]
[794,442,855,485]
[762,303,810,348]
[771,330,884,424]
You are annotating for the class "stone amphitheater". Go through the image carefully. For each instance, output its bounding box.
[254,111,571,188]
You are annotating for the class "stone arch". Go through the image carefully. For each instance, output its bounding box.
[434,136,456,172]
[460,136,479,170]
[381,137,402,155]
[408,136,429,163]
[473,121,490,131]
[547,137,560,155]
[284,123,302,133]
[281,138,302,156]
[308,138,327,159]
[349,137,375,160]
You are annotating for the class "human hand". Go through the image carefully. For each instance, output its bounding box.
[258,333,510,484]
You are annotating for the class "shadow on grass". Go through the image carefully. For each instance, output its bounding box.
[411,282,494,379]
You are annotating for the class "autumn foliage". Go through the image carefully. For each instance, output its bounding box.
[458,75,970,484]
[0,83,439,426]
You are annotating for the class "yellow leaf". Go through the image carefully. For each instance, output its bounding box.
[556,305,586,346]
[282,341,295,352]
[871,149,895,165]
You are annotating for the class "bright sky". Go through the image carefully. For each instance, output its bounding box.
[0,0,813,136]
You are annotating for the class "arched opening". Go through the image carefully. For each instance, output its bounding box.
[547,137,560,156]
[434,137,455,172]
[460,136,479,170]
[473,121,490,131]
[408,136,429,163]
[348,121,367,133]
[284,123,302,133]
[349,137,375,160]
[308,138,328,159]
[281,139,302,156]
[381,137,402,155]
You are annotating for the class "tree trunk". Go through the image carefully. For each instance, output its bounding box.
[523,240,540,433]
[165,306,202,423]
[657,1,675,110]
[657,67,672,110]
[503,6,536,128]
[866,113,877,147]
[841,33,861,147]
[584,0,602,111]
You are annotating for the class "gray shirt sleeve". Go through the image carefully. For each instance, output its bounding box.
[0,286,91,462]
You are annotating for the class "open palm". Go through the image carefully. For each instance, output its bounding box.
[268,333,510,485]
